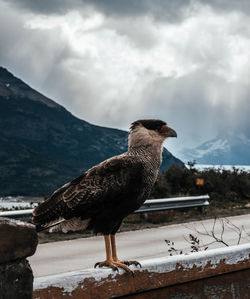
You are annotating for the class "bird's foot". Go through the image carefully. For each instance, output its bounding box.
[113,258,142,268]
[94,259,134,276]
[123,260,142,268]
[94,259,119,272]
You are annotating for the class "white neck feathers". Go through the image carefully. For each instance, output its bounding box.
[128,125,165,154]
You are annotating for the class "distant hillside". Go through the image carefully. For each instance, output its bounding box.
[0,67,183,196]
[183,133,250,165]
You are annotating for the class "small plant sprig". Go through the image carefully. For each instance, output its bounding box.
[184,217,250,248]
[184,234,208,252]
[165,234,208,255]
[165,240,183,256]
[165,217,250,256]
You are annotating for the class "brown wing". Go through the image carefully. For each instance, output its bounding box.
[32,154,144,226]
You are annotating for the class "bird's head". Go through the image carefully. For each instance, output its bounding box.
[128,119,177,149]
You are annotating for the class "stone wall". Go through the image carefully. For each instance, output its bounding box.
[0,217,38,299]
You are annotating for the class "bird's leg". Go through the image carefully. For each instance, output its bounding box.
[110,234,135,274]
[95,235,134,275]
[110,234,123,264]
[111,234,141,268]
[94,235,119,271]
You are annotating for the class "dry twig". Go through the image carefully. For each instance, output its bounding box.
[166,217,250,255]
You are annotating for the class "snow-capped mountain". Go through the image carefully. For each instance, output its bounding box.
[183,133,250,165]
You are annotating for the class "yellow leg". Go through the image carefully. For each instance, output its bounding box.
[95,234,135,275]
[111,234,121,262]
[95,235,118,271]
[104,235,112,261]
[111,234,142,268]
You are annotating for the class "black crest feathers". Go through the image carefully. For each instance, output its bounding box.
[130,119,166,131]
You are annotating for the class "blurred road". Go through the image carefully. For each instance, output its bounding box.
[29,213,250,277]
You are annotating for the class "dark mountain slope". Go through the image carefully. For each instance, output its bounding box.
[0,67,183,196]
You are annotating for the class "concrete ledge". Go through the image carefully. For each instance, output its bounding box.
[33,243,250,299]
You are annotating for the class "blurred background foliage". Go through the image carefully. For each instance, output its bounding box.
[151,162,250,206]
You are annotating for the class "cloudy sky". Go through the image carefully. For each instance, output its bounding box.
[1,0,250,158]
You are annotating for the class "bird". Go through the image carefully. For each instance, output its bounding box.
[32,119,177,275]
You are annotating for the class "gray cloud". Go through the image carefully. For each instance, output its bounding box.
[4,0,189,20]
[3,0,81,14]
[139,69,250,153]
[84,0,190,22]
[5,0,250,21]
[1,0,250,158]
[104,17,159,49]
[86,0,250,18]
[0,2,72,90]
[200,0,250,15]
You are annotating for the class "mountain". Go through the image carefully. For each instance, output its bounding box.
[0,67,183,196]
[183,133,250,165]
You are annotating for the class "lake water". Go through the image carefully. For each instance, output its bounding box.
[0,202,37,209]
[192,164,250,172]
[0,196,39,210]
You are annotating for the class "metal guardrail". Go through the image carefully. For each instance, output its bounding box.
[135,195,210,213]
[0,209,35,218]
[0,195,209,219]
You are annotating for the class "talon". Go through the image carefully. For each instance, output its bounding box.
[94,260,122,273]
[134,261,142,268]
[112,261,134,274]
[123,260,142,268]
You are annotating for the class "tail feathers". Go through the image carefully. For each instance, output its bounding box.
[33,200,68,227]
[36,218,65,232]
[49,218,90,233]
[36,217,90,233]
[33,185,69,222]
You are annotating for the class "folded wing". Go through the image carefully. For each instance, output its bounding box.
[32,155,144,231]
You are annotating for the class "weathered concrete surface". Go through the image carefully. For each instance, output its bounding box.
[0,259,33,299]
[124,268,250,299]
[0,217,38,263]
[33,243,250,299]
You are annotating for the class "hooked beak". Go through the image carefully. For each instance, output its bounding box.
[160,125,177,138]
[167,127,177,138]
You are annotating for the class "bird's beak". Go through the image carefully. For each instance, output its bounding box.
[160,125,177,138]
[167,127,177,138]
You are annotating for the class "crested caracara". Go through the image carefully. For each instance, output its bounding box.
[32,119,177,275]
